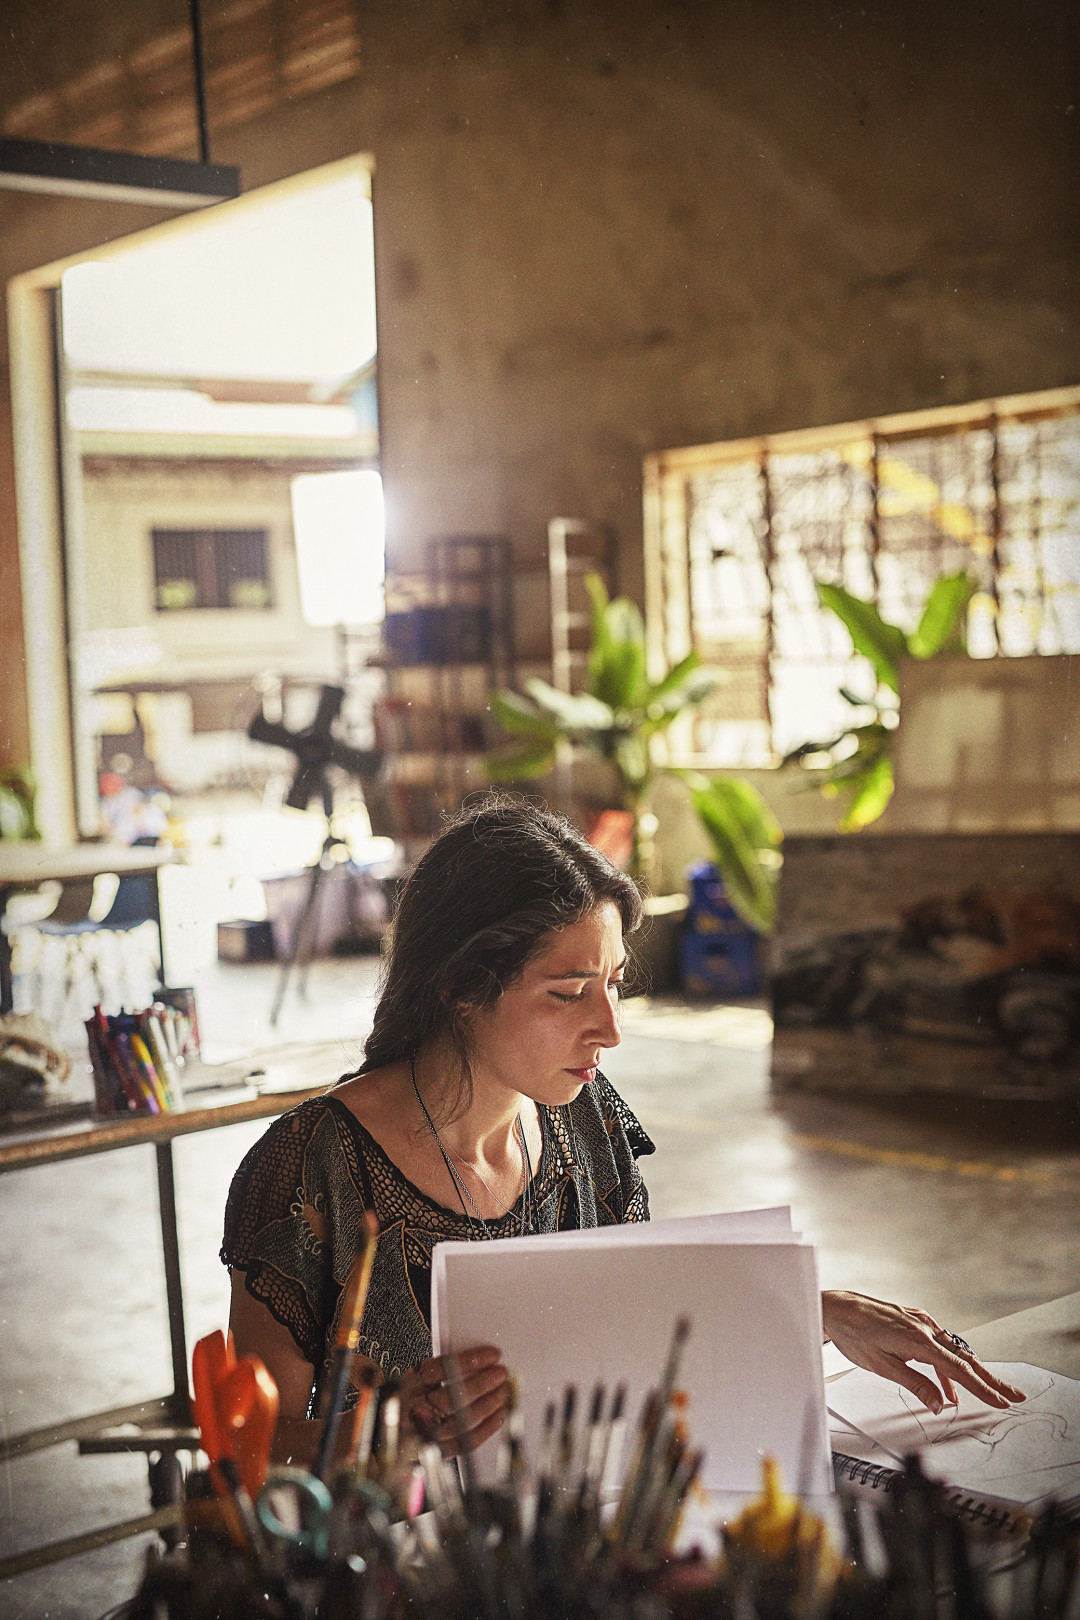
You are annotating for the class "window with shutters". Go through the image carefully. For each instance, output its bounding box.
[151,527,272,611]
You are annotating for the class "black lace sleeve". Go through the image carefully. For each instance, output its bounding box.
[605,1083,655,1161]
[565,1074,652,1226]
[601,1078,652,1223]
[221,1098,343,1369]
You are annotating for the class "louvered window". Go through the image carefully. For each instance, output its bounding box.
[644,386,1080,766]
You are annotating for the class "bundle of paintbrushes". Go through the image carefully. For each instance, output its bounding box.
[124,1302,1080,1620]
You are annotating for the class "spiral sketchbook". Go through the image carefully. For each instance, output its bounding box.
[828,1361,1080,1529]
[431,1207,832,1495]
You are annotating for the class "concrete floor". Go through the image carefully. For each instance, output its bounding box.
[2,959,1079,1618]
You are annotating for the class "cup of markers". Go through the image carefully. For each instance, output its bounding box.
[85,997,192,1115]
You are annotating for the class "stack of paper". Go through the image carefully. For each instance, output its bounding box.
[431,1207,831,1494]
[828,1361,1080,1512]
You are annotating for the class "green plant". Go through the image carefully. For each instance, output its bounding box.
[485,576,782,933]
[785,570,976,830]
[0,770,39,841]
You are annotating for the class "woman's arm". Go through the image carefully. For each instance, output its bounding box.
[229,1270,510,1463]
[229,1270,324,1467]
[821,1289,1026,1414]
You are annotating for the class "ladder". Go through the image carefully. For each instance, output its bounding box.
[546,518,615,811]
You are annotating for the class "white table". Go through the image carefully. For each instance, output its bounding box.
[0,841,174,1013]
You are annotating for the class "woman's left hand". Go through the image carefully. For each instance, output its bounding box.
[821,1290,1027,1415]
[400,1346,510,1456]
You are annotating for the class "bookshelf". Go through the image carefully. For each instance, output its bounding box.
[369,535,516,844]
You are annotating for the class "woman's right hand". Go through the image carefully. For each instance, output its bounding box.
[401,1345,509,1456]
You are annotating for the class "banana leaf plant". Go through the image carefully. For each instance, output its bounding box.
[0,769,39,841]
[785,570,976,831]
[485,575,782,934]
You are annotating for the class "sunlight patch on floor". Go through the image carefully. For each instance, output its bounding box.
[620,998,774,1049]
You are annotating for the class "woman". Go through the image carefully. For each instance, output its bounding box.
[223,799,1022,1465]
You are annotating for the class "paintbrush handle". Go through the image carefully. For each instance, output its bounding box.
[312,1211,379,1482]
[313,1347,353,1480]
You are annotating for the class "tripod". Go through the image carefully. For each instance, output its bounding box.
[269,779,350,1028]
[247,683,381,1028]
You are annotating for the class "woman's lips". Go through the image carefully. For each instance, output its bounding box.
[565,1066,598,1082]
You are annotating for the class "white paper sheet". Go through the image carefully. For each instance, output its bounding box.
[431,1211,802,1354]
[431,1233,831,1495]
[827,1361,1080,1506]
[499,1208,797,1244]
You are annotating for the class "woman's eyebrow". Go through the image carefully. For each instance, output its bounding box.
[545,960,627,980]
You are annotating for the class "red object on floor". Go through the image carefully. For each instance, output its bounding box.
[587,809,635,869]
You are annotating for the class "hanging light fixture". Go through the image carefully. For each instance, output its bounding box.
[0,0,240,210]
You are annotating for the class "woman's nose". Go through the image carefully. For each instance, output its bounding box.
[588,987,622,1048]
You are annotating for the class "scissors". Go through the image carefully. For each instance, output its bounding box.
[192,1328,279,1500]
[255,1467,334,1564]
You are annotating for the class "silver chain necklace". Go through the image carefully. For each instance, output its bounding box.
[410,1057,534,1238]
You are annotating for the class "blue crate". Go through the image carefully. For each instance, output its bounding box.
[687,859,738,921]
[679,927,760,997]
[681,862,760,995]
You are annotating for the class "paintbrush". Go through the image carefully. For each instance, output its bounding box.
[313,1209,380,1481]
[658,1315,691,1409]
[608,1388,661,1548]
[378,1391,400,1475]
[494,1383,527,1537]
[611,1314,692,1547]
[346,1373,380,1474]
[576,1384,606,1513]
[532,1400,558,1541]
[554,1384,577,1508]
[653,1445,704,1557]
[625,1419,682,1554]
[598,1381,628,1499]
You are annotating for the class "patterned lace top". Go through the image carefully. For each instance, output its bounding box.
[221,1074,653,1408]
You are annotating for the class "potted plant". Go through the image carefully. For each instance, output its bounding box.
[785,571,975,829]
[0,770,39,842]
[485,576,781,939]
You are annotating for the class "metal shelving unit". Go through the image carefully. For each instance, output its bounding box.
[371,535,516,844]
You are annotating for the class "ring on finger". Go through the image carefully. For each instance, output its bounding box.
[939,1329,973,1355]
[425,1383,446,1418]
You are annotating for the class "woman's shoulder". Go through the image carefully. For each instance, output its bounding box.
[568,1073,655,1160]
[228,1090,376,1201]
[223,1091,377,1247]
[253,1090,355,1146]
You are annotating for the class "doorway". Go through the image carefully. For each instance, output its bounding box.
[9,156,390,1062]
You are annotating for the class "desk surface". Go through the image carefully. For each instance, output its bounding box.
[0,842,174,889]
[0,1082,331,1172]
[967,1290,1080,1380]
[0,1040,352,1171]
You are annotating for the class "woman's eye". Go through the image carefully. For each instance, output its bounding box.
[550,980,624,1003]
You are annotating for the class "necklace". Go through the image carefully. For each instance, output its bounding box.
[441,1127,527,1219]
[410,1057,534,1238]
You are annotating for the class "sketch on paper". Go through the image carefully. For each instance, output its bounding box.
[827,1361,1080,1505]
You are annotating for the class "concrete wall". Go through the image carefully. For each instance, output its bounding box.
[2,0,1077,787]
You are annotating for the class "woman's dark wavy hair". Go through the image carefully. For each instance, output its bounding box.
[349,796,642,1116]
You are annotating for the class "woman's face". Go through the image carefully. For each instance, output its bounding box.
[465,899,626,1108]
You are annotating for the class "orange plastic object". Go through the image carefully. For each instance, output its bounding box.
[192,1328,280,1498]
